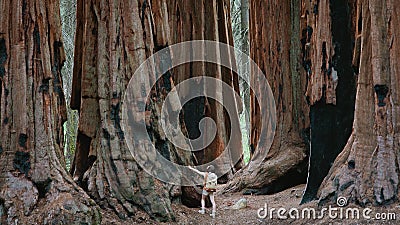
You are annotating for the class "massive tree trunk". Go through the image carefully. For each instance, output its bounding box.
[225,0,310,194]
[318,0,400,206]
[226,0,357,197]
[169,0,244,178]
[69,0,242,221]
[166,0,243,204]
[0,0,100,224]
[301,0,357,203]
[69,0,181,221]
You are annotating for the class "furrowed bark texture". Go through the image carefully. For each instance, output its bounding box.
[70,0,179,221]
[318,0,400,206]
[70,0,241,221]
[0,0,100,224]
[225,0,310,194]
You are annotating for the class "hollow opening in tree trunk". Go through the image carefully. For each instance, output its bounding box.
[302,0,357,204]
[33,178,52,199]
[13,151,30,176]
[70,131,92,184]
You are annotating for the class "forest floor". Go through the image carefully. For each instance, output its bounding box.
[101,184,400,225]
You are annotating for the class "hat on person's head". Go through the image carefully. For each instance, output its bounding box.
[206,165,215,173]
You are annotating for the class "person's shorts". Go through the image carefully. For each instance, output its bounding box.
[202,188,216,196]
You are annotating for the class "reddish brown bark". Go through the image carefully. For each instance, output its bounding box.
[319,0,400,206]
[69,0,180,221]
[0,0,100,224]
[225,0,310,194]
[168,0,244,177]
[225,0,357,198]
[69,0,242,221]
[301,0,357,202]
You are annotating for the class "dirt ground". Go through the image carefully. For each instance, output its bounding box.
[102,184,400,225]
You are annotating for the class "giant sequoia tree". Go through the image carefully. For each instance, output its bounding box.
[319,0,400,206]
[69,0,242,221]
[226,0,357,200]
[169,0,243,177]
[69,0,180,221]
[0,0,100,224]
[238,0,399,207]
[301,0,357,202]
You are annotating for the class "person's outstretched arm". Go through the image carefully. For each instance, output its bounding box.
[188,166,206,176]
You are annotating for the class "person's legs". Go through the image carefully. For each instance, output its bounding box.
[199,190,208,214]
[199,195,206,214]
[209,193,216,218]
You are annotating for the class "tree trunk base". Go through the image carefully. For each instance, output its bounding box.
[223,143,307,194]
[317,134,354,205]
[318,133,399,206]
[181,186,212,208]
[1,171,100,224]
